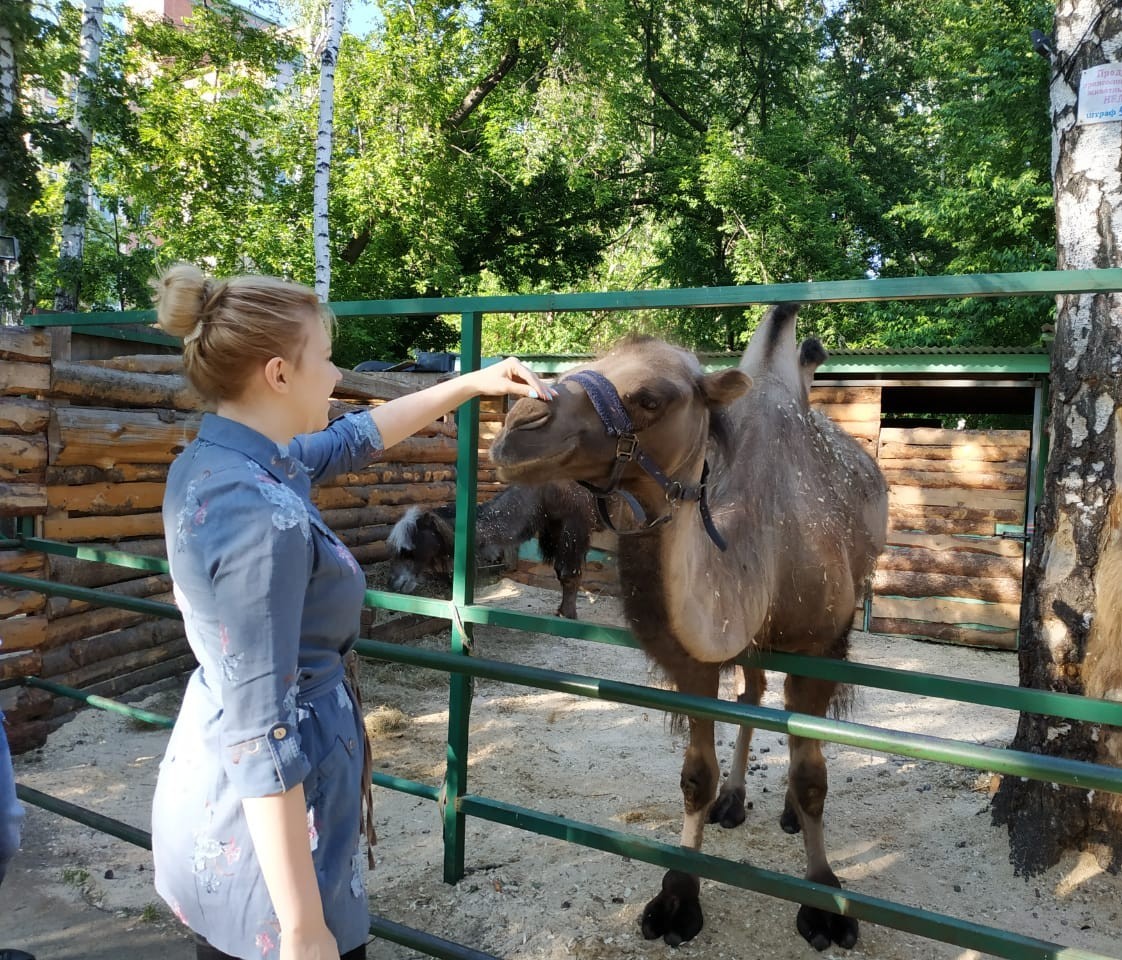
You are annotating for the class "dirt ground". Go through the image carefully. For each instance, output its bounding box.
[7,575,1122,960]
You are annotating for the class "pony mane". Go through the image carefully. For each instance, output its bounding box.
[387,506,422,553]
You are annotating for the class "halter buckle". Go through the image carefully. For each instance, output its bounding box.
[664,480,685,503]
[615,434,639,462]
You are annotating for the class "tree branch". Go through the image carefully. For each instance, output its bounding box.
[443,38,520,131]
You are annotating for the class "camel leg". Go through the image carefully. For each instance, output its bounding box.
[709,666,765,829]
[783,675,858,951]
[640,663,720,947]
[551,522,588,620]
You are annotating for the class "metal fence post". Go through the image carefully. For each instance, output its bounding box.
[443,311,482,883]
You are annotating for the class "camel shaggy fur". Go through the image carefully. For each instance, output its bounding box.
[386,481,604,619]
[490,304,888,950]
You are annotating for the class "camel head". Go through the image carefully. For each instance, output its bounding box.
[491,336,751,494]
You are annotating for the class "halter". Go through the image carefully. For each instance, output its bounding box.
[565,369,727,552]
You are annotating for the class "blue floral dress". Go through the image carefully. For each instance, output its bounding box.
[153,411,383,959]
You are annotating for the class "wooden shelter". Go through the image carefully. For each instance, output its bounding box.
[0,326,1047,752]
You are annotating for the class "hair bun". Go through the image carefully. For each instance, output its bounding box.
[154,263,208,342]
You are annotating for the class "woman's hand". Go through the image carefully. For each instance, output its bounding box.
[463,356,557,402]
[280,923,341,960]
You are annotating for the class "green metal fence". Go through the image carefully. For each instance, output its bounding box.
[8,268,1122,959]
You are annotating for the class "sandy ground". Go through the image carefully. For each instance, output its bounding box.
[7,575,1122,960]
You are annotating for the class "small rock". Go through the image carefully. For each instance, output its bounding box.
[561,901,571,909]
[760,746,770,754]
[953,884,961,893]
[104,869,115,880]
[956,840,967,848]
[612,896,624,904]
[846,776,853,783]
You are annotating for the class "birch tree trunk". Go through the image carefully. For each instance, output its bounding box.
[0,11,18,320]
[313,0,346,302]
[53,0,105,313]
[991,0,1122,874]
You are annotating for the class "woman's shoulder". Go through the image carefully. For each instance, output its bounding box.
[168,446,313,547]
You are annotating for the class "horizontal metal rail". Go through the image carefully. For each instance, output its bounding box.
[6,541,1122,727]
[15,676,1117,960]
[460,796,1109,960]
[13,781,496,960]
[25,268,1122,325]
[352,639,1122,793]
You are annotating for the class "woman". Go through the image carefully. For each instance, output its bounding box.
[152,264,554,960]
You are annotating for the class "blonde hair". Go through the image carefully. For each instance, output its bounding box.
[154,263,334,402]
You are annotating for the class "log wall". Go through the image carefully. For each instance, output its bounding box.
[0,332,1036,752]
[870,427,1030,650]
[0,334,507,751]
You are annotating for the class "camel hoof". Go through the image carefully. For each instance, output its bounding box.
[639,870,703,947]
[707,785,747,829]
[556,604,577,619]
[779,797,801,834]
[796,875,858,951]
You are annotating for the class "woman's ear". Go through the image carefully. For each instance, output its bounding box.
[263,356,289,393]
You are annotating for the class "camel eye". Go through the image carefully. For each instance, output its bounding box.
[633,391,662,412]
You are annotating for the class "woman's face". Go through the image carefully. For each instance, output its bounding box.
[289,316,342,435]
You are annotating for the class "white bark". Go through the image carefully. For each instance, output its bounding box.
[313,0,346,302]
[54,0,105,312]
[0,18,16,224]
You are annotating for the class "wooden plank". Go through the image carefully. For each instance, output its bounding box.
[884,530,1025,556]
[83,354,184,373]
[43,511,165,541]
[877,544,1023,580]
[889,486,1026,511]
[878,441,1029,463]
[890,502,1025,525]
[812,401,882,423]
[333,463,457,486]
[46,463,170,485]
[44,599,168,647]
[0,360,50,396]
[869,617,1017,650]
[0,551,47,576]
[367,613,449,644]
[889,515,1017,537]
[46,481,166,514]
[809,386,881,405]
[49,407,201,467]
[873,569,1022,604]
[40,616,184,675]
[45,573,172,620]
[47,538,167,589]
[0,588,45,617]
[877,457,1028,477]
[0,615,48,650]
[0,435,47,473]
[50,637,191,692]
[871,595,1020,630]
[335,369,441,402]
[881,467,1027,491]
[0,327,51,362]
[0,649,42,681]
[49,361,204,411]
[880,427,1030,448]
[349,541,391,564]
[0,482,46,515]
[0,397,50,433]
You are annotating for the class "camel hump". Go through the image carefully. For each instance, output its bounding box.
[739,302,803,395]
[798,337,828,401]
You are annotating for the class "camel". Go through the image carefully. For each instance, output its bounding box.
[489,304,888,950]
[386,481,604,619]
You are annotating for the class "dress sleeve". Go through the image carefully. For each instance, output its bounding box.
[289,411,384,485]
[197,472,315,799]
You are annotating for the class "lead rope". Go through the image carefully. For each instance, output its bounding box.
[344,650,378,868]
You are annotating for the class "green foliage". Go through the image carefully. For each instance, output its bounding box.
[14,0,1057,359]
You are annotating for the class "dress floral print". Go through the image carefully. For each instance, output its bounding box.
[153,412,383,960]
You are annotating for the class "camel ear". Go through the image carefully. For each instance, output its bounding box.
[701,368,752,407]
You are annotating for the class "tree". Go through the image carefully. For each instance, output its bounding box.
[313,0,347,300]
[991,0,1122,873]
[54,0,105,312]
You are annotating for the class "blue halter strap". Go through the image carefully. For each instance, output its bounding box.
[565,369,727,552]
